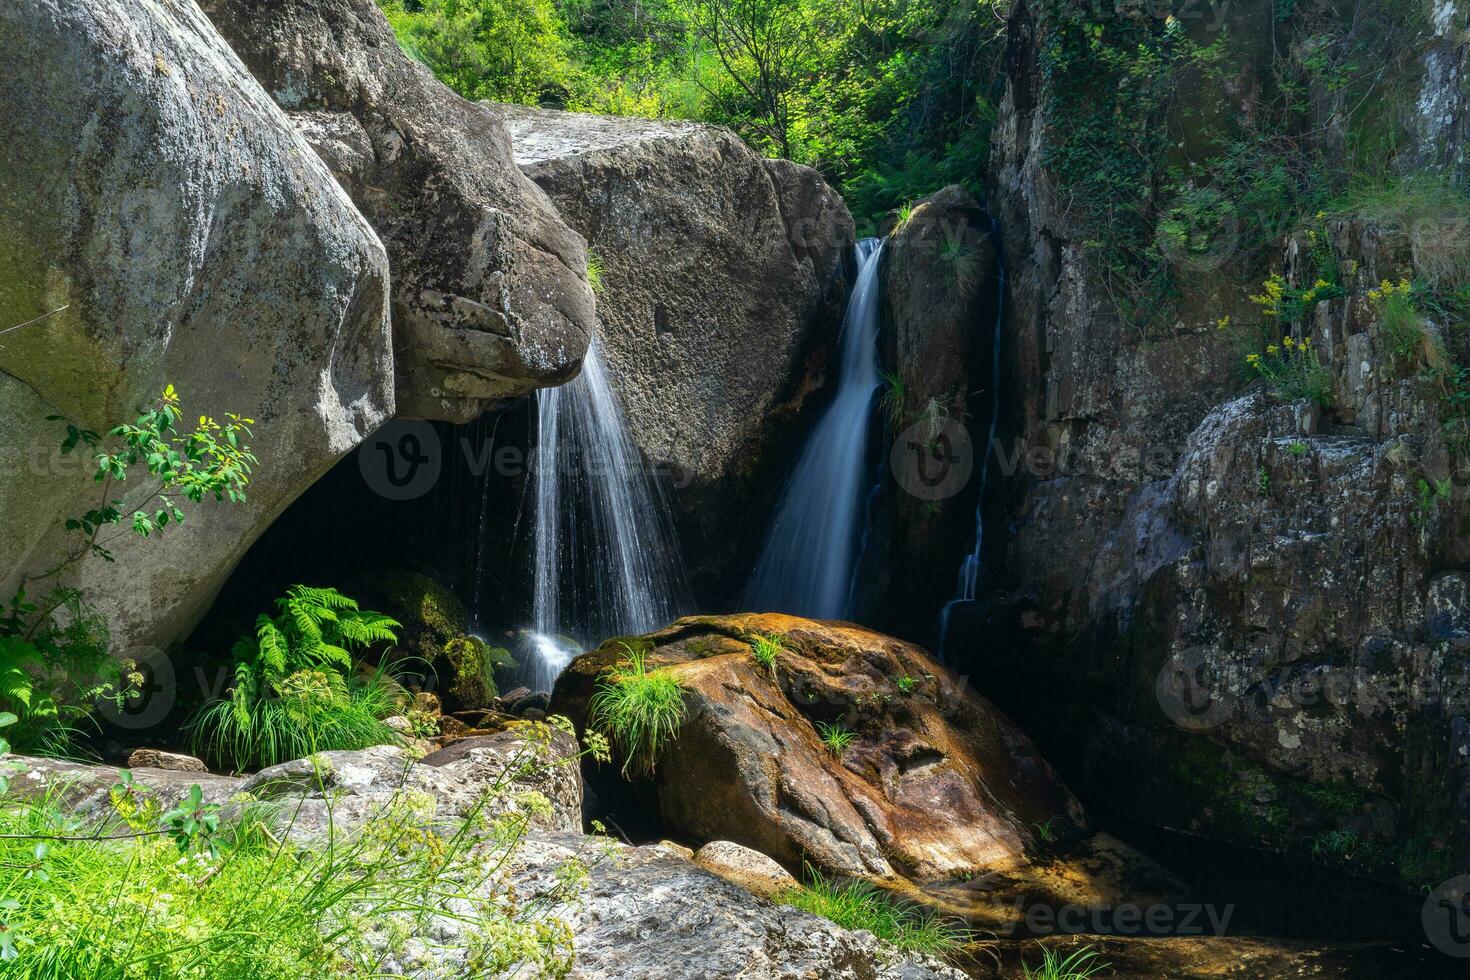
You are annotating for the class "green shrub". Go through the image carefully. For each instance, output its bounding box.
[781,867,965,955]
[585,248,605,295]
[587,645,686,777]
[1021,944,1110,980]
[1244,334,1334,408]
[2,385,256,757]
[188,586,402,771]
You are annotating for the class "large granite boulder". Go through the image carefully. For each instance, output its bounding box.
[497,106,855,601]
[0,0,392,653]
[203,0,598,422]
[552,614,1084,885]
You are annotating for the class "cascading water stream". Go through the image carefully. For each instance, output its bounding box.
[937,221,1005,660]
[523,339,685,691]
[744,238,885,619]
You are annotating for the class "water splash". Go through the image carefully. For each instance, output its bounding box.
[744,238,885,619]
[523,339,685,690]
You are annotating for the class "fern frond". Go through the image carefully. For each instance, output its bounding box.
[289,584,358,612]
[337,612,400,647]
[254,615,290,677]
[312,644,353,672]
[286,599,325,650]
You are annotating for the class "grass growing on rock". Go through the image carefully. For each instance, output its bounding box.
[781,868,965,956]
[748,633,785,677]
[588,644,687,777]
[815,721,857,758]
[1020,944,1109,980]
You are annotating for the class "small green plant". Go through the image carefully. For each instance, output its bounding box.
[1410,476,1454,526]
[895,675,918,694]
[188,585,403,770]
[815,721,857,758]
[586,248,605,295]
[781,867,966,955]
[1307,829,1362,861]
[1288,441,1308,457]
[938,237,980,294]
[1368,279,1429,362]
[1244,333,1334,408]
[748,633,784,677]
[587,644,687,777]
[919,501,942,520]
[893,201,916,230]
[1022,944,1110,980]
[1033,818,1058,844]
[1256,466,1270,495]
[879,369,906,434]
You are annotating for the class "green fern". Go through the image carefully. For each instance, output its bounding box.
[189,585,402,770]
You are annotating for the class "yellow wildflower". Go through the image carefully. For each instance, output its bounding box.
[1267,344,1280,355]
[1283,336,1295,349]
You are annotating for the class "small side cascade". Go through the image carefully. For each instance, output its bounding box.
[937,219,1005,660]
[744,238,885,619]
[521,339,685,691]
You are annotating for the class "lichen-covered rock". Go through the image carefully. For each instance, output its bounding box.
[506,832,968,980]
[0,0,392,653]
[202,0,597,422]
[497,106,855,600]
[552,614,1085,886]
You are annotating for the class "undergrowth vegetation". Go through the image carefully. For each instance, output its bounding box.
[2,386,257,757]
[587,644,687,777]
[188,586,403,771]
[0,719,602,977]
[1020,944,1109,980]
[781,866,966,955]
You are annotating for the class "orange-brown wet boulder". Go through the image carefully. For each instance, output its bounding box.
[551,613,1086,886]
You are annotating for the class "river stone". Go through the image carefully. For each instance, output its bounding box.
[693,840,798,901]
[126,748,209,773]
[552,613,1086,885]
[0,0,392,655]
[203,0,597,422]
[497,105,855,601]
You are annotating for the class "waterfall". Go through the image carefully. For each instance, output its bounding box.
[523,339,684,691]
[744,238,885,620]
[937,221,1005,659]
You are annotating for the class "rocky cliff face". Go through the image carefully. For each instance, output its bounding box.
[496,105,855,602]
[203,0,598,423]
[979,0,1470,890]
[0,0,391,652]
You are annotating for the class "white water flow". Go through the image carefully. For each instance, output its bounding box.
[745,238,885,619]
[526,339,683,691]
[937,221,1004,660]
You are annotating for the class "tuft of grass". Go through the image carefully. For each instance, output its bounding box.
[782,867,966,955]
[938,237,980,294]
[815,721,857,758]
[893,201,916,231]
[1287,441,1308,457]
[588,644,687,777]
[879,369,906,434]
[1307,829,1362,861]
[1022,944,1111,980]
[748,633,784,677]
[586,248,606,295]
[189,670,400,773]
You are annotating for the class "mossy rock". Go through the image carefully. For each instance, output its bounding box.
[365,570,467,665]
[443,635,497,709]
